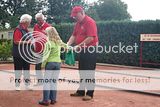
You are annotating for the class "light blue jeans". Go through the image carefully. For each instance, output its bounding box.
[43,62,60,101]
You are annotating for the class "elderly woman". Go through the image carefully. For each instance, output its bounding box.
[12,14,32,91]
[33,13,51,86]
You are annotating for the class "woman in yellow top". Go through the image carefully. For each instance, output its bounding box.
[39,27,67,106]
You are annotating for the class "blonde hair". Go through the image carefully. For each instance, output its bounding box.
[45,27,63,45]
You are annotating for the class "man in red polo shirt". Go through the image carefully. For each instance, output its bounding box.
[33,13,51,85]
[67,6,99,101]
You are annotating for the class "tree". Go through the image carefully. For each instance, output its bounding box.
[0,0,10,28]
[47,0,86,24]
[0,7,9,28]
[1,0,26,16]
[0,0,41,28]
[94,0,131,21]
[86,2,100,21]
[34,0,48,13]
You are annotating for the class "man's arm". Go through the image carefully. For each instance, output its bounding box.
[77,36,94,47]
[73,36,94,51]
[67,35,76,46]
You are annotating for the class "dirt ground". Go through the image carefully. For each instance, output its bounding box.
[1,90,160,107]
[0,64,159,107]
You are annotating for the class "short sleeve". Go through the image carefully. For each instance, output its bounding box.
[13,29,22,43]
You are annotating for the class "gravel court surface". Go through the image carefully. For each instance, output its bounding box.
[0,63,160,107]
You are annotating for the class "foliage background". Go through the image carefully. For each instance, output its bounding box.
[55,20,160,67]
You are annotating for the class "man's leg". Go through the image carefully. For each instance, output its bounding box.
[75,70,86,96]
[85,70,95,98]
[80,48,96,100]
[35,62,43,85]
[70,51,86,97]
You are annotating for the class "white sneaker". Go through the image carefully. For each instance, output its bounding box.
[25,86,33,91]
[15,87,21,91]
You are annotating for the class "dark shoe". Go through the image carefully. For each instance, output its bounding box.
[82,95,93,101]
[70,93,84,97]
[39,100,49,106]
[50,100,57,105]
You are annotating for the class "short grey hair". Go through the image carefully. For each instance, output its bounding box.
[20,14,32,23]
[35,13,45,20]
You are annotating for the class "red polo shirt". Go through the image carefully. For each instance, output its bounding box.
[72,15,98,46]
[33,22,51,53]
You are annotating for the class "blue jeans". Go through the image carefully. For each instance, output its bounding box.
[43,62,60,101]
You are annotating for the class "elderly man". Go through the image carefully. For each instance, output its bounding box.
[67,6,99,101]
[12,14,33,91]
[33,13,51,86]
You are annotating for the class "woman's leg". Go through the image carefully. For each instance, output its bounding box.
[49,62,60,101]
[43,62,60,101]
[43,63,52,101]
[13,57,23,87]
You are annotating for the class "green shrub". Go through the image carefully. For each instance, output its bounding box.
[0,40,12,61]
[54,20,160,67]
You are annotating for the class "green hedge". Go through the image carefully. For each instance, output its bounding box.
[55,20,160,67]
[0,39,12,61]
[1,20,160,67]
